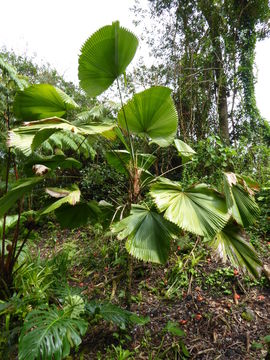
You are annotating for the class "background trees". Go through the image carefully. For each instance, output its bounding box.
[132,0,270,143]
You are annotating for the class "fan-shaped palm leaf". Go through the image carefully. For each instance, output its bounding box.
[209,221,262,278]
[112,204,179,264]
[118,87,178,147]
[78,21,138,97]
[150,178,230,238]
[223,172,260,227]
[14,84,78,121]
[18,306,87,360]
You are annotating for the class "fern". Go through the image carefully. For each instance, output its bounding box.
[18,305,87,360]
[41,131,96,159]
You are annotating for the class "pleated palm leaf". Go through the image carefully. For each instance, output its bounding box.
[78,21,138,97]
[174,139,196,163]
[150,178,230,238]
[14,84,78,121]
[39,185,81,216]
[209,221,262,278]
[223,172,260,227]
[112,204,179,264]
[118,86,178,147]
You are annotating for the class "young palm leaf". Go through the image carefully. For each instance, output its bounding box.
[209,221,262,278]
[78,21,138,97]
[150,178,230,238]
[14,84,78,121]
[112,204,179,264]
[118,86,178,147]
[223,172,260,227]
[18,306,87,360]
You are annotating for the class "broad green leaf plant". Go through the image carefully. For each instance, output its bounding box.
[4,21,262,292]
[0,20,263,360]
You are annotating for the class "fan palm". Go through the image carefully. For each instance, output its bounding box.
[5,21,262,281]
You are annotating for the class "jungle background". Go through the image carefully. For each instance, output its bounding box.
[0,0,270,359]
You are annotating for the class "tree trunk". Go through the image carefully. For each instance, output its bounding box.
[214,49,230,144]
[199,0,230,144]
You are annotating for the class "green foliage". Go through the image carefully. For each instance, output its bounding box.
[6,21,258,277]
[85,300,149,330]
[80,162,127,202]
[54,202,100,229]
[8,117,114,156]
[13,255,55,305]
[251,333,270,356]
[174,139,196,163]
[181,136,238,187]
[0,215,26,238]
[40,132,96,159]
[133,0,270,142]
[209,222,262,278]
[0,177,43,217]
[106,345,134,360]
[18,305,88,360]
[79,21,138,97]
[255,184,270,239]
[0,19,266,360]
[106,150,156,175]
[118,86,178,147]
[150,178,229,238]
[113,204,178,264]
[24,154,82,176]
[223,172,260,227]
[14,84,78,121]
[0,56,28,91]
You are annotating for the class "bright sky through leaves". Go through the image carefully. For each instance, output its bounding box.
[0,0,269,120]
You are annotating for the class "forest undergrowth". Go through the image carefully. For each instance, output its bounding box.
[24,214,270,360]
